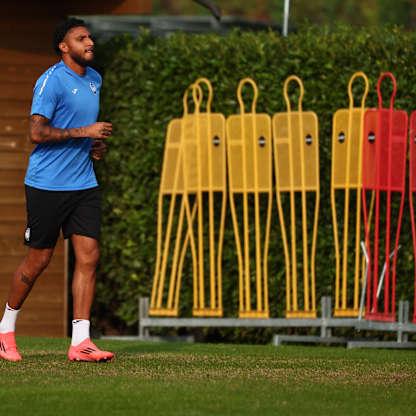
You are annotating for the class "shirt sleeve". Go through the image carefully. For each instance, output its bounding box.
[30,72,60,119]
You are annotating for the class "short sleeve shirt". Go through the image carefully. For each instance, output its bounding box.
[25,60,102,191]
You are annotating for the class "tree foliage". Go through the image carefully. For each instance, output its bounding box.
[153,0,416,28]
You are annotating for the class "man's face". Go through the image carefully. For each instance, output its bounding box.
[61,26,94,66]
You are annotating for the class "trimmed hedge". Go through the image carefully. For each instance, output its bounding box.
[94,25,416,336]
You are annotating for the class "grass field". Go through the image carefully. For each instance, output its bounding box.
[1,337,416,415]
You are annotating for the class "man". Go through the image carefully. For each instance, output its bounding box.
[0,18,114,362]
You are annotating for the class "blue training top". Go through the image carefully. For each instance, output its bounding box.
[25,60,102,191]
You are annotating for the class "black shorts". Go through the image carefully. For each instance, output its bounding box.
[24,185,102,249]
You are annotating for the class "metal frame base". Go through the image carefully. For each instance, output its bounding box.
[273,335,349,346]
[134,296,416,349]
[347,341,416,349]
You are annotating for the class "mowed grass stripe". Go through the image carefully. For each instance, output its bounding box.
[0,338,415,415]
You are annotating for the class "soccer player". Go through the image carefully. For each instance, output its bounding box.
[0,18,114,362]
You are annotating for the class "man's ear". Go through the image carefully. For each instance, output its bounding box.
[59,41,68,54]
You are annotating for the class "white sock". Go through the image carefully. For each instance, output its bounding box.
[0,303,20,333]
[71,319,90,346]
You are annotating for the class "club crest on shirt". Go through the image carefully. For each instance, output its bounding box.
[89,82,97,94]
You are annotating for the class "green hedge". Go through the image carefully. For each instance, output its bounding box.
[93,25,416,336]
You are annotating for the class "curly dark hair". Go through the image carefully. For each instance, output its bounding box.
[53,18,88,55]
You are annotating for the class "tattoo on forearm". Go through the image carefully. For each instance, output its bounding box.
[21,273,34,287]
[30,115,86,143]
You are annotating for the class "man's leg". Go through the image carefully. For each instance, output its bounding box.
[7,248,54,310]
[71,234,99,320]
[68,234,113,362]
[0,248,54,362]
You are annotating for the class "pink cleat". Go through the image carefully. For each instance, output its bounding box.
[68,338,114,362]
[0,332,22,362]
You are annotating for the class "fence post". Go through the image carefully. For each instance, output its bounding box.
[397,300,409,343]
[139,297,150,339]
[320,296,332,339]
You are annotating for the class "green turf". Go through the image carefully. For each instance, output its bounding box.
[1,338,415,415]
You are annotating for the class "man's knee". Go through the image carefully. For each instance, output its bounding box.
[76,245,100,270]
[24,248,54,277]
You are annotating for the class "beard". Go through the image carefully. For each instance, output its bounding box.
[70,50,94,67]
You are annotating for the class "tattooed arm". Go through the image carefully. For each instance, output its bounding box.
[29,114,112,144]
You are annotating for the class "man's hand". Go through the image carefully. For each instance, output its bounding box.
[83,122,112,140]
[90,140,107,161]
